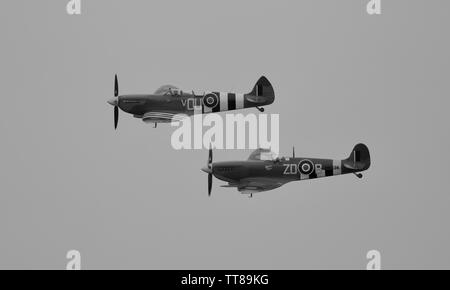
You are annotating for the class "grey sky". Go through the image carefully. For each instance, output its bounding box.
[0,0,449,269]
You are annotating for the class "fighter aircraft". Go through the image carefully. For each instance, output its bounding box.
[201,144,371,197]
[107,75,275,129]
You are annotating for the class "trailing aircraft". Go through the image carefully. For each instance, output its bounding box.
[201,144,371,197]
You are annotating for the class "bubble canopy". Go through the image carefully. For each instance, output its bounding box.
[154,85,181,95]
[247,148,278,161]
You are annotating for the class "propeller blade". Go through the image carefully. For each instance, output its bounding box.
[207,145,213,196]
[114,106,119,129]
[114,74,119,97]
[208,145,213,168]
[293,146,295,158]
[208,173,212,196]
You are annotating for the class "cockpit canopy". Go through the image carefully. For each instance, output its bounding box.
[154,85,182,96]
[248,148,278,161]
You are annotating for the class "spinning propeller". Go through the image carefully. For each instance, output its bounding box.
[201,146,213,196]
[107,74,120,129]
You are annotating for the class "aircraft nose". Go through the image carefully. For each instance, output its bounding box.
[201,166,212,174]
[107,97,118,106]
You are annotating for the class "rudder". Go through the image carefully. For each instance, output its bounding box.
[248,76,275,105]
[344,143,371,171]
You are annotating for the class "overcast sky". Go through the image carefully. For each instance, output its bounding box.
[0,0,449,269]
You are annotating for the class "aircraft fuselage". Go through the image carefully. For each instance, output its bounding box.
[117,91,273,119]
[203,143,371,195]
[211,158,353,184]
[108,76,275,127]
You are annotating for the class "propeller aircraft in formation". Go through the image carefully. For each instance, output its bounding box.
[107,75,275,129]
[107,75,371,197]
[201,144,371,197]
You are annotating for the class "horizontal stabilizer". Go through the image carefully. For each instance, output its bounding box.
[221,184,238,188]
[245,95,269,104]
[343,161,367,170]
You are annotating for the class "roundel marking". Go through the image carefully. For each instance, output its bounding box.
[203,93,219,108]
[298,159,314,175]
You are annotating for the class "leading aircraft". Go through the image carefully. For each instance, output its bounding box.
[201,144,371,197]
[107,75,275,129]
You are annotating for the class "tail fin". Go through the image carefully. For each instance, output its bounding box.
[246,76,275,105]
[343,143,371,171]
